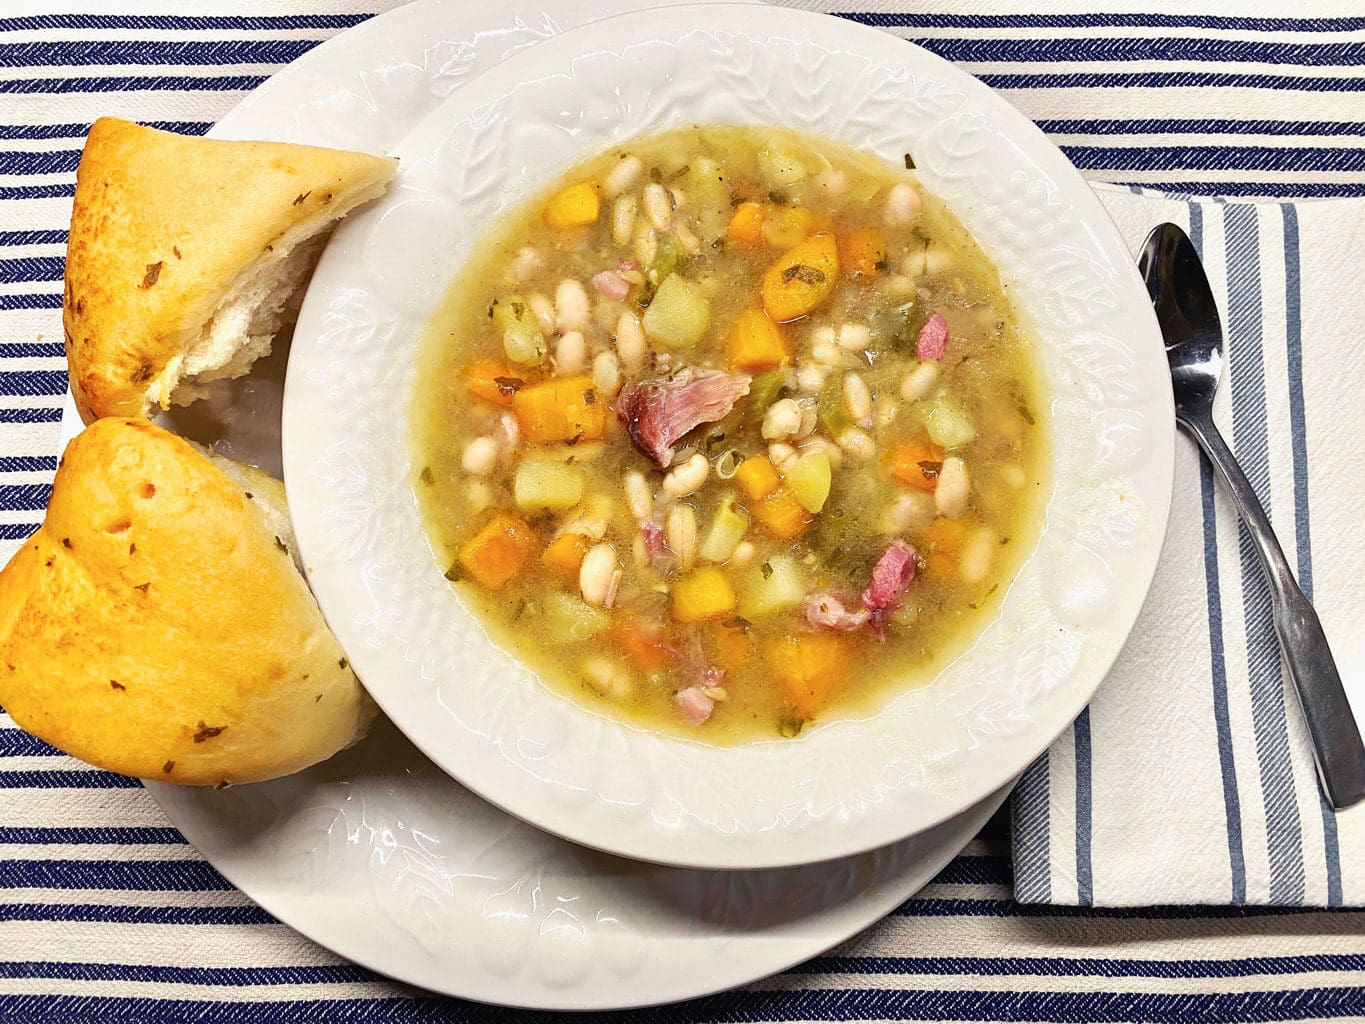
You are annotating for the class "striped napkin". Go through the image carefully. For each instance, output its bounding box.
[1012,186,1365,907]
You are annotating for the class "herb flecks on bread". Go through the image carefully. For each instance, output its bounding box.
[63,118,396,421]
[0,419,375,785]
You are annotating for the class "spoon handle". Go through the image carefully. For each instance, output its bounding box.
[1181,411,1365,809]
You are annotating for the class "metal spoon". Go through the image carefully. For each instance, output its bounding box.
[1139,221,1365,810]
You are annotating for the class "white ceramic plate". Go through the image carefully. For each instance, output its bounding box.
[284,3,1175,870]
[50,0,1018,1009]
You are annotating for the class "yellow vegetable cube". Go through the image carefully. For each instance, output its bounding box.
[671,567,737,623]
[543,181,601,230]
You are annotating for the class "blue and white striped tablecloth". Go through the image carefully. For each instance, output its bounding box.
[1,3,1363,1021]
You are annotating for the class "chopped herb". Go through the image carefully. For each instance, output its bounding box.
[778,717,804,738]
[565,429,585,447]
[711,238,725,250]
[1017,403,1035,426]
[917,459,943,480]
[649,166,663,183]
[162,760,175,774]
[132,362,153,383]
[293,191,311,205]
[986,583,999,597]
[767,190,788,205]
[781,264,826,285]
[419,466,435,486]
[140,261,163,289]
[61,537,71,549]
[704,429,727,451]
[133,582,150,595]
[172,246,181,260]
[903,153,915,170]
[274,536,288,554]
[192,721,227,743]
[669,164,690,180]
[444,563,462,582]
[110,680,125,691]
[215,781,231,791]
[510,300,525,317]
[873,258,889,272]
[322,192,333,204]
[564,455,576,465]
[582,389,597,405]
[493,375,524,396]
[488,299,498,318]
[725,616,753,635]
[760,561,774,580]
[338,658,349,670]
[511,599,529,622]
[128,543,136,555]
[729,195,745,207]
[244,491,253,500]
[315,694,323,702]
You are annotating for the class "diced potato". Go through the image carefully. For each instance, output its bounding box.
[762,206,812,249]
[784,449,831,513]
[700,496,749,563]
[738,554,805,617]
[514,458,584,511]
[544,590,611,642]
[543,181,600,230]
[757,146,808,189]
[642,274,711,348]
[925,394,977,449]
[672,566,737,623]
[491,296,546,366]
[686,156,731,243]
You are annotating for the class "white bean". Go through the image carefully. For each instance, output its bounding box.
[837,427,874,462]
[761,398,803,441]
[815,166,848,196]
[843,373,872,427]
[924,242,955,276]
[797,402,818,438]
[900,361,940,403]
[662,453,709,497]
[592,350,621,397]
[886,182,922,227]
[603,155,644,198]
[880,489,935,534]
[767,441,798,472]
[812,338,844,366]
[731,541,756,566]
[882,273,917,297]
[579,544,618,607]
[935,456,971,518]
[795,361,830,392]
[509,246,542,282]
[624,471,654,520]
[555,278,590,332]
[960,527,997,584]
[666,504,698,568]
[615,311,646,371]
[633,224,658,267]
[466,480,492,513]
[461,436,498,476]
[1000,463,1027,490]
[582,657,633,701]
[643,182,673,230]
[611,194,638,246]
[555,330,587,373]
[876,398,899,428]
[527,293,556,337]
[675,220,702,255]
[838,323,872,352]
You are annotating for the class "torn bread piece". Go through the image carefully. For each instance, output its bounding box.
[63,118,397,421]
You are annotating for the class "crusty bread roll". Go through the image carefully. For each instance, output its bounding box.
[0,418,375,785]
[63,118,397,422]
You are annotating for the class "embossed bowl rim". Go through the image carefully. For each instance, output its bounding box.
[283,2,1175,869]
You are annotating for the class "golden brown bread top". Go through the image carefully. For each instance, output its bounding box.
[63,117,396,420]
[0,418,374,785]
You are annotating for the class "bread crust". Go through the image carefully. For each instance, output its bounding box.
[0,419,375,785]
[63,118,396,421]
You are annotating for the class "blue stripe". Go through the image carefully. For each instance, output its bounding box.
[799,954,1365,978]
[0,74,267,95]
[0,230,66,246]
[1073,708,1094,905]
[928,855,1011,886]
[977,71,1365,92]
[0,14,370,31]
[1280,204,1344,907]
[0,483,52,509]
[0,859,232,891]
[0,455,56,471]
[0,904,273,925]
[838,12,1365,31]
[1037,118,1365,137]
[0,120,209,139]
[0,256,63,283]
[1010,753,1051,902]
[0,770,140,788]
[914,36,1365,67]
[7,988,1365,1023]
[1106,182,1365,198]
[0,343,64,358]
[0,962,376,985]
[0,730,60,756]
[0,151,79,176]
[0,827,186,845]
[0,184,73,200]
[0,40,323,68]
[0,371,66,396]
[0,294,63,311]
[0,523,39,540]
[891,898,1312,919]
[1063,145,1365,173]
[1223,203,1307,905]
[0,408,62,423]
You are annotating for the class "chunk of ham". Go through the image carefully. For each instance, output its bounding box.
[805,591,870,631]
[640,518,673,574]
[592,270,630,302]
[861,540,918,640]
[675,686,714,725]
[616,369,752,469]
[916,312,948,361]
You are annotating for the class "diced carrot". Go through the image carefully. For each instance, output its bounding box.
[724,308,790,372]
[543,181,600,230]
[512,376,606,444]
[764,633,852,719]
[464,358,525,408]
[726,202,767,247]
[886,438,946,493]
[751,487,812,540]
[925,552,956,578]
[458,513,537,591]
[542,532,589,583]
[923,516,967,554]
[761,233,839,322]
[612,614,680,671]
[712,622,751,673]
[840,226,886,278]
[671,567,737,623]
[762,206,812,248]
[734,456,781,501]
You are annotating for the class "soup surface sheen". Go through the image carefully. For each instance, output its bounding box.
[413,125,1049,744]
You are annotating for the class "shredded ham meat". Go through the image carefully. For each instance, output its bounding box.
[615,369,751,469]
[861,540,918,640]
[916,312,948,361]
